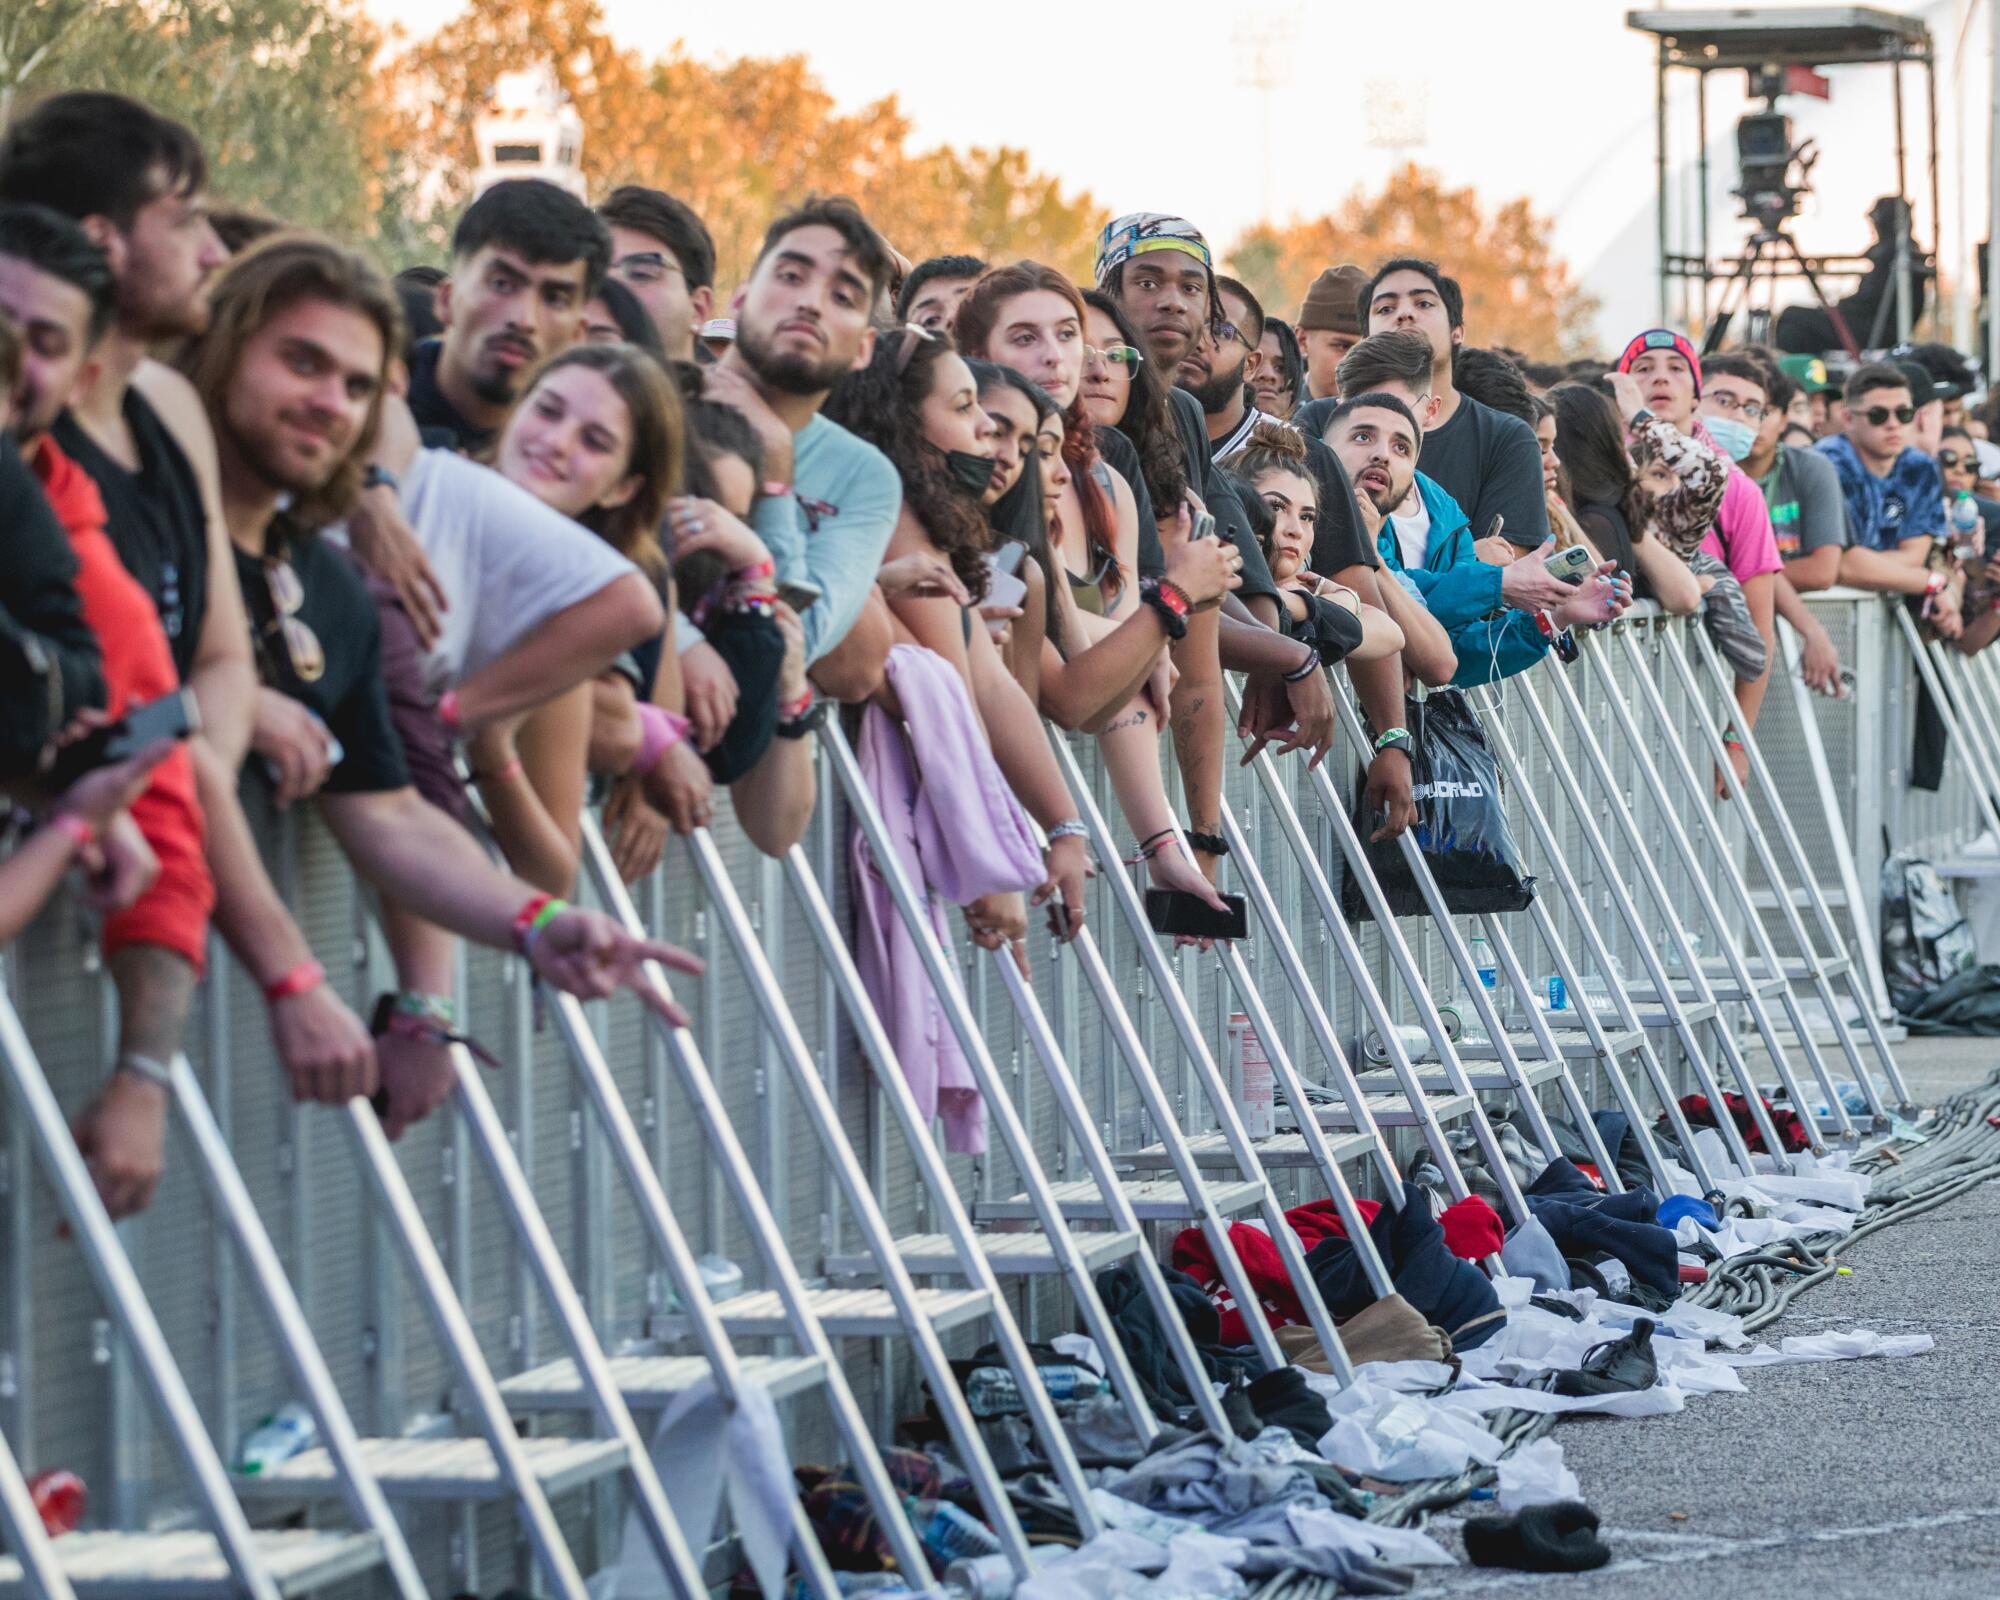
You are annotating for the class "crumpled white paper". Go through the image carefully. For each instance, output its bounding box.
[1496,1436,1581,1511]
[1319,1379,1508,1481]
[1722,1329,1935,1367]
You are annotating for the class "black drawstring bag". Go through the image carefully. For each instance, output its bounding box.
[1341,688,1535,920]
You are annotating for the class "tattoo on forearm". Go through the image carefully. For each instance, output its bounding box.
[1103,709,1149,733]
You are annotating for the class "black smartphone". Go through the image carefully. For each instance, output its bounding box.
[778,579,822,613]
[48,688,200,789]
[1144,887,1248,941]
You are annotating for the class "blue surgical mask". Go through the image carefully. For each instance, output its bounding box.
[1704,415,1756,463]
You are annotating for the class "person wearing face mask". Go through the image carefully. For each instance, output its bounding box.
[1698,352,1849,696]
[824,324,1097,957]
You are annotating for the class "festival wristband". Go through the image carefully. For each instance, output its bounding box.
[1282,646,1321,682]
[512,894,569,958]
[633,703,694,774]
[263,959,326,1004]
[731,557,777,585]
[48,813,94,852]
[1374,727,1412,753]
[437,689,462,734]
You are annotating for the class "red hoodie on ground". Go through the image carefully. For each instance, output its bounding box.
[31,436,212,972]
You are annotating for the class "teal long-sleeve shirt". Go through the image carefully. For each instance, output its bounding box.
[1381,472,1548,687]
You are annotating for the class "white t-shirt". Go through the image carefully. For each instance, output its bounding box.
[1392,489,1432,572]
[328,448,637,693]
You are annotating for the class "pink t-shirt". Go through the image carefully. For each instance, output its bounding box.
[1693,419,1783,582]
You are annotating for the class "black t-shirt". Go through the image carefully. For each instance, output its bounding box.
[1094,424,1165,579]
[0,443,104,775]
[54,390,209,679]
[406,339,494,454]
[1167,388,1277,603]
[237,531,410,794]
[1414,393,1550,550]
[1577,502,1640,588]
[1297,434,1375,579]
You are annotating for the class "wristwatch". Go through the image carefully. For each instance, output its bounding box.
[362,464,399,495]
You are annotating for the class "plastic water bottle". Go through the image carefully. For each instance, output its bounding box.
[1542,974,1568,1011]
[1951,490,1983,562]
[236,1403,317,1475]
[910,1498,1002,1564]
[964,1364,1104,1416]
[1468,931,1502,1031]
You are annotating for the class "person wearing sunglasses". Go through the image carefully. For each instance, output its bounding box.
[1819,363,1963,636]
[186,234,702,1141]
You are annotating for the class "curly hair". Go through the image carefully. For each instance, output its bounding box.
[1079,287,1189,514]
[823,325,991,602]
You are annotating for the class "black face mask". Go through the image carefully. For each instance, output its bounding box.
[944,448,998,497]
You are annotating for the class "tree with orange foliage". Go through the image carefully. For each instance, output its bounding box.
[1230,163,1599,360]
[384,0,1103,285]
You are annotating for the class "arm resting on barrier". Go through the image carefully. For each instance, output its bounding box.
[449,572,664,731]
[1635,537,1703,615]
[1774,574,1843,694]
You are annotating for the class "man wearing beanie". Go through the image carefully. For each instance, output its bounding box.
[1297,265,1367,401]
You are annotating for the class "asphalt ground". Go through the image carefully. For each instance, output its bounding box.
[1410,1036,2000,1600]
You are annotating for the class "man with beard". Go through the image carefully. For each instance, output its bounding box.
[1097,213,1415,841]
[703,196,906,700]
[178,233,700,1181]
[1324,392,1622,689]
[0,94,384,1149]
[0,201,219,1218]
[407,179,607,453]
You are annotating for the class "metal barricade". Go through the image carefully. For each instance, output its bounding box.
[4,587,1970,1590]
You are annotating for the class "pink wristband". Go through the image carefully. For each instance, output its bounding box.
[633,703,693,774]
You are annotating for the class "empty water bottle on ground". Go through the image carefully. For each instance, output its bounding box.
[237,1403,317,1475]
[910,1498,1002,1564]
[964,1363,1104,1416]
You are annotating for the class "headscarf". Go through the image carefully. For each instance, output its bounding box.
[1630,416,1728,557]
[1093,212,1212,290]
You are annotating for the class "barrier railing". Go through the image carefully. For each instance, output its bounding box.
[0,593,1975,1594]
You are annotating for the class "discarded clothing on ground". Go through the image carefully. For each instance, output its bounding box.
[1276,1294,1454,1370]
[1524,1157,1680,1307]
[1304,1183,1507,1350]
[1462,1499,1611,1572]
[1675,1090,1811,1154]
[1093,1261,1261,1417]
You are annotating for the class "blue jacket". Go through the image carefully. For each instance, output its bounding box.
[1379,473,1548,687]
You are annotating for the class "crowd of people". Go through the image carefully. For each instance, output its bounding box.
[0,88,1995,1226]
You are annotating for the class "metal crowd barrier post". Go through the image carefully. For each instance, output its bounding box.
[563,816,938,1585]
[1501,636,1766,1174]
[1221,705,1488,1215]
[1609,619,1853,1143]
[0,989,298,1600]
[1673,624,1902,1123]
[0,1423,74,1600]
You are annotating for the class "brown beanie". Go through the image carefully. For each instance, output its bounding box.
[1297,264,1367,334]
